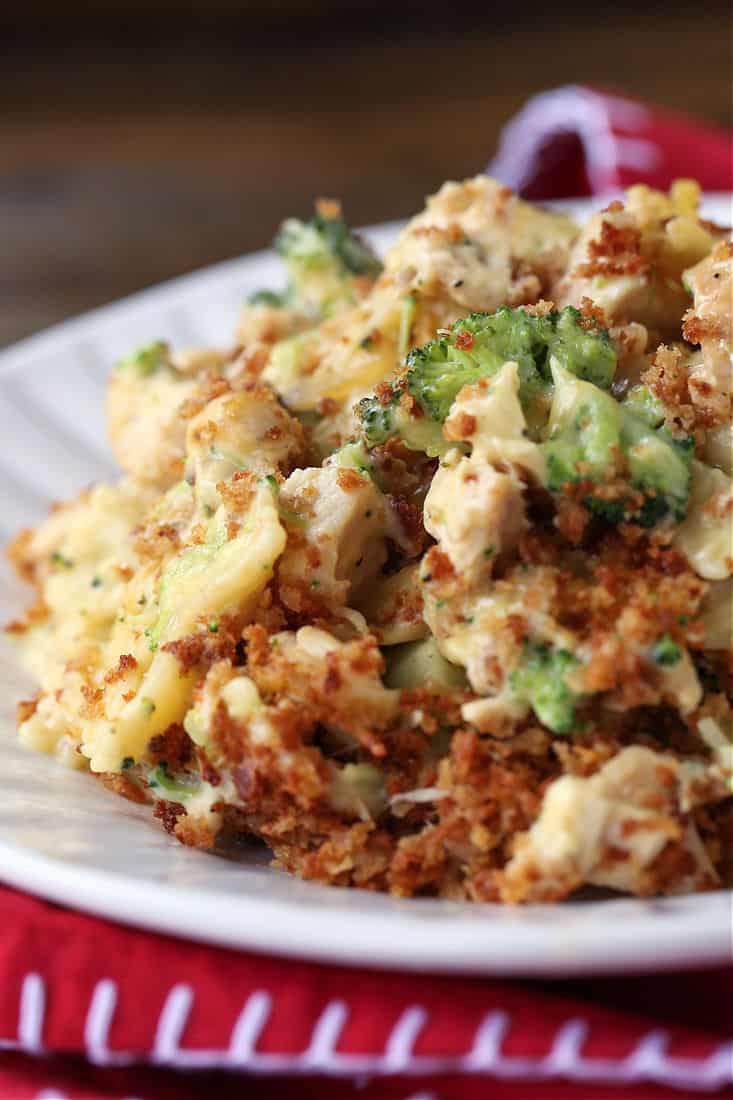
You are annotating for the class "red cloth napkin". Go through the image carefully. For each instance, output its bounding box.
[488,85,733,198]
[1,887,731,1099]
[4,88,733,1100]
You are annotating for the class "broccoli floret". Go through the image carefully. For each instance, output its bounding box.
[276,211,382,278]
[357,306,616,455]
[247,288,290,308]
[543,365,692,526]
[117,340,169,378]
[549,307,617,388]
[357,394,448,457]
[652,634,682,666]
[510,642,583,734]
[248,204,382,318]
[408,306,615,423]
[405,310,541,424]
[358,397,394,449]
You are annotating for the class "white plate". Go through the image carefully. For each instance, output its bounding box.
[1,195,731,976]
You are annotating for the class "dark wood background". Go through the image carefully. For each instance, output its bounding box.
[2,3,731,348]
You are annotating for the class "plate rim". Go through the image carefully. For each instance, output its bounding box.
[0,835,730,976]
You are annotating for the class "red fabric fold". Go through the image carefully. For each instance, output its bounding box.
[489,85,733,198]
[0,886,731,1098]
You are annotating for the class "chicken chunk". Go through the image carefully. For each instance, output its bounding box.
[107,344,230,489]
[277,464,393,612]
[682,241,733,427]
[386,176,577,315]
[554,183,714,335]
[500,746,727,902]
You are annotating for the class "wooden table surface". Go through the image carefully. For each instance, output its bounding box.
[2,6,731,349]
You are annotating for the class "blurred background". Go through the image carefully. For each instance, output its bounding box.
[2,1,731,348]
